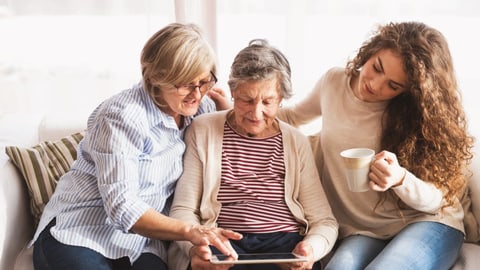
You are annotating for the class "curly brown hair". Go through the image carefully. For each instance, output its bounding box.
[346,21,474,206]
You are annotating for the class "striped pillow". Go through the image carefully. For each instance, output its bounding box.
[5,132,84,226]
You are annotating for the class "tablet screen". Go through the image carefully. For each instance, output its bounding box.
[210,252,307,264]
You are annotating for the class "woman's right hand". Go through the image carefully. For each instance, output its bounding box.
[207,87,232,111]
[186,225,242,260]
[190,245,235,270]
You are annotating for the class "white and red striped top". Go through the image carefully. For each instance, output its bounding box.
[216,122,301,233]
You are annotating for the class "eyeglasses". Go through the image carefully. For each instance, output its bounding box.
[175,72,218,96]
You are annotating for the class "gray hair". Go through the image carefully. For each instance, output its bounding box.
[228,39,292,99]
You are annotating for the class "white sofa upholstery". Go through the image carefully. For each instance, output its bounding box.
[1,112,479,270]
[0,113,87,270]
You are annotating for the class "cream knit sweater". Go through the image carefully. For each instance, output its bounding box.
[277,67,464,240]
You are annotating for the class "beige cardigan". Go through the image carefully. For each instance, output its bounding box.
[167,110,338,270]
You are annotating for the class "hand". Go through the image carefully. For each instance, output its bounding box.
[186,226,242,259]
[278,241,315,270]
[369,150,407,192]
[207,87,232,111]
[190,245,234,270]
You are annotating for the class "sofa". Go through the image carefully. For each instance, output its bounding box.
[1,112,479,270]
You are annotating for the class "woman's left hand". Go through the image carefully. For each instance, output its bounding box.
[278,241,315,270]
[190,245,234,270]
[369,150,407,192]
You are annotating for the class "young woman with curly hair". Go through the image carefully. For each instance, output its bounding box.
[278,21,474,270]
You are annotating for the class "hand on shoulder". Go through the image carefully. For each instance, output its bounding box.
[207,87,232,111]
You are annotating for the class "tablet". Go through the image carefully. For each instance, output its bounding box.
[210,252,308,264]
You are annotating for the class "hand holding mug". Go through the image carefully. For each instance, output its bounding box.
[369,150,407,192]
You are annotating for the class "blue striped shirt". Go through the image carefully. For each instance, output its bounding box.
[31,82,216,263]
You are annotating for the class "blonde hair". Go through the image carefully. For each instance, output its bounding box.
[141,23,217,106]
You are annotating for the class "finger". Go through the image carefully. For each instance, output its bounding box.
[196,227,239,257]
[291,242,314,269]
[369,167,389,189]
[377,150,399,165]
[209,236,236,258]
[194,245,213,260]
[375,150,394,159]
[207,89,219,97]
[292,245,308,257]
[219,237,238,259]
[289,261,304,268]
[369,164,388,183]
[217,229,242,258]
[209,87,226,97]
[369,180,388,192]
[371,157,389,171]
[221,229,243,240]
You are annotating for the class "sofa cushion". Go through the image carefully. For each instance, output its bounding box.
[4,132,84,227]
[452,243,480,270]
[468,142,480,241]
[463,186,480,243]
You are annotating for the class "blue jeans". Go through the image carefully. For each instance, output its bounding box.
[325,221,464,270]
[33,219,167,270]
[210,231,321,270]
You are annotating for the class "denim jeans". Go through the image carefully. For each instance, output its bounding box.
[33,219,167,270]
[325,221,464,270]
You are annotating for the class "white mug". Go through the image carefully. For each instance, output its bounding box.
[340,148,375,192]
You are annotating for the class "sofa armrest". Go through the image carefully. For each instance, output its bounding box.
[469,144,480,233]
[0,159,34,270]
[0,112,87,270]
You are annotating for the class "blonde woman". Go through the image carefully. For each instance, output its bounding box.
[32,23,241,270]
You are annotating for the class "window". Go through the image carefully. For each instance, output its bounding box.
[1,0,479,132]
[214,0,480,133]
[0,0,174,115]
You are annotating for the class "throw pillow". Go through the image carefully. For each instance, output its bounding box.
[5,132,84,227]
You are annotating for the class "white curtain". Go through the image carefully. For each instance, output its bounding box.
[1,0,479,132]
[0,0,175,116]
[174,0,217,51]
[214,0,480,134]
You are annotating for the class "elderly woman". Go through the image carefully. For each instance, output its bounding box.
[168,39,338,270]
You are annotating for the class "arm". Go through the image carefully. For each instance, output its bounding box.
[90,109,240,257]
[132,209,240,251]
[277,74,325,127]
[89,109,152,233]
[284,128,338,262]
[369,150,444,213]
[392,173,444,213]
[170,116,242,263]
